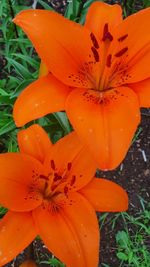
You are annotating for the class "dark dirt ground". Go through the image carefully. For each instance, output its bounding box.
[3,0,150,267]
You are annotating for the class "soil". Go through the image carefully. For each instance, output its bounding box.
[3,0,150,267]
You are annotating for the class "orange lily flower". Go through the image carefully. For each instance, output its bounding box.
[12,2,150,170]
[0,124,128,266]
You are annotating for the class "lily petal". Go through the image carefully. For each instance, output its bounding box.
[13,74,72,127]
[67,146,97,190]
[66,87,140,170]
[80,178,128,212]
[18,124,52,164]
[0,211,36,266]
[129,78,150,107]
[63,192,99,267]
[0,153,43,211]
[85,2,122,40]
[13,9,96,88]
[33,192,99,267]
[110,7,150,85]
[33,204,85,267]
[44,131,84,173]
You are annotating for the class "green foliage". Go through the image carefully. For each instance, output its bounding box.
[0,206,7,218]
[116,203,150,266]
[40,258,65,267]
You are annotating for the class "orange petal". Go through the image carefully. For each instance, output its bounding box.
[66,87,140,170]
[18,124,52,164]
[13,10,96,88]
[63,192,99,267]
[33,205,84,267]
[33,192,99,267]
[13,74,72,127]
[109,7,150,85]
[0,211,36,266]
[67,146,97,191]
[44,131,84,173]
[80,178,128,212]
[85,2,122,40]
[129,78,150,107]
[0,153,43,211]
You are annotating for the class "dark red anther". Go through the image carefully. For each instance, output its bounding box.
[118,34,128,42]
[115,47,128,57]
[103,23,108,38]
[50,159,55,170]
[102,23,113,42]
[106,54,112,68]
[70,175,76,186]
[39,174,49,181]
[90,32,99,49]
[64,186,68,195]
[53,173,62,182]
[91,46,100,62]
[67,162,72,171]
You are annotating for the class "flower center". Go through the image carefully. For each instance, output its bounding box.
[88,24,130,93]
[38,160,76,203]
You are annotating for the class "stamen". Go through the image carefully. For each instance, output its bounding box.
[102,23,113,42]
[90,32,99,49]
[115,47,128,57]
[118,34,128,42]
[53,173,62,182]
[70,175,76,186]
[50,160,55,170]
[106,54,112,68]
[39,174,49,181]
[67,162,72,171]
[102,23,108,39]
[91,46,100,62]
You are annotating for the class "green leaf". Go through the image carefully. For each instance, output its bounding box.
[37,0,54,10]
[0,119,16,136]
[117,252,128,261]
[65,0,82,20]
[6,57,33,79]
[53,112,72,134]
[116,231,129,248]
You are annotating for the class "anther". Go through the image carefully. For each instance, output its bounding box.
[90,32,99,49]
[102,23,113,42]
[53,173,62,182]
[39,174,49,181]
[106,54,112,68]
[67,162,72,171]
[115,47,128,57]
[118,34,128,42]
[70,175,76,186]
[91,46,100,62]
